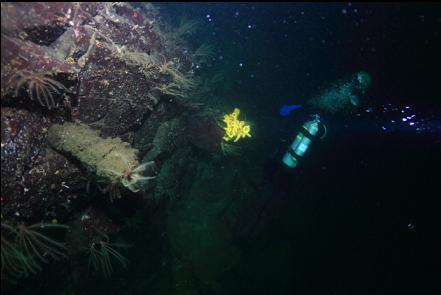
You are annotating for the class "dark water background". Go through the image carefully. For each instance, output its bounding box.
[156,3,441,294]
[8,3,441,295]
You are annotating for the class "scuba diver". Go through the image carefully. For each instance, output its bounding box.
[243,71,371,238]
[262,71,371,192]
[281,113,327,169]
[243,111,327,238]
[280,71,370,168]
[260,112,328,195]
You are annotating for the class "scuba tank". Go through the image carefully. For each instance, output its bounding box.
[282,114,327,169]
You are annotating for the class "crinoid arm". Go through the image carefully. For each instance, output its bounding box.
[121,175,156,192]
[120,161,156,192]
[106,181,123,203]
[1,222,69,279]
[154,83,187,99]
[1,228,28,279]
[13,71,68,110]
[124,175,156,192]
[88,240,131,278]
[193,43,214,64]
[131,161,155,174]
[85,228,131,277]
[16,223,69,263]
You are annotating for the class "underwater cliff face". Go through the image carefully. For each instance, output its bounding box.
[1,2,441,295]
[0,2,210,289]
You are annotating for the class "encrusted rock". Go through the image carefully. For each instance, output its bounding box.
[1,107,83,223]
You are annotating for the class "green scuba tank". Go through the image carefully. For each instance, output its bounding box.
[282,114,326,169]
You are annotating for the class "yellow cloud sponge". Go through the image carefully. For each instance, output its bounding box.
[222,108,251,142]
